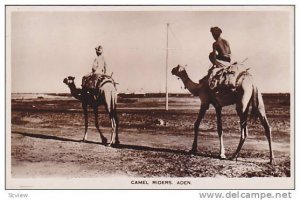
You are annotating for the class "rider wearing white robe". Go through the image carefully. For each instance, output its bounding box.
[92,45,107,74]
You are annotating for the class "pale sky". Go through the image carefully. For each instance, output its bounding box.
[8,6,294,93]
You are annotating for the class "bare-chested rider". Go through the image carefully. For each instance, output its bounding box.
[209,27,231,68]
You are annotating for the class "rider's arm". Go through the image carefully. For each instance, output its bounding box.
[210,43,217,64]
[103,59,107,74]
[92,58,98,73]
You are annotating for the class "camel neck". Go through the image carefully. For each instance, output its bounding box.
[179,71,201,96]
[69,83,82,101]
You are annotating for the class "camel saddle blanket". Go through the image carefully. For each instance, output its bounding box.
[82,73,116,90]
[208,63,250,90]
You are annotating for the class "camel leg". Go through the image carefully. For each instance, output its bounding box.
[109,116,117,146]
[216,107,226,159]
[93,106,107,144]
[257,94,275,164]
[231,81,253,161]
[82,104,89,142]
[190,106,208,154]
[258,113,275,165]
[232,109,248,161]
[231,88,251,162]
[114,111,120,144]
[101,89,119,147]
[108,110,120,146]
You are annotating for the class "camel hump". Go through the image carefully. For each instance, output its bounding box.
[82,73,116,90]
[208,63,251,90]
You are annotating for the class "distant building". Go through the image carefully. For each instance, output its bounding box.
[134,88,145,95]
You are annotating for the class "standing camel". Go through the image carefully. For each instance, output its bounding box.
[63,76,119,146]
[171,65,275,164]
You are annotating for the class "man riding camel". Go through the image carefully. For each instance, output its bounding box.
[209,27,232,69]
[206,27,241,90]
[92,45,107,74]
[82,44,110,100]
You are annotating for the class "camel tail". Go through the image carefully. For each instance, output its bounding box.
[250,86,259,122]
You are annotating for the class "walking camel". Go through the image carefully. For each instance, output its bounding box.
[171,64,275,164]
[63,76,119,146]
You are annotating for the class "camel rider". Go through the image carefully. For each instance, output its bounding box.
[92,45,107,74]
[209,27,231,69]
[82,45,108,100]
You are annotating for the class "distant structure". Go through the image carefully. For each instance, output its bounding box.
[125,88,131,95]
[165,23,170,110]
[135,88,145,95]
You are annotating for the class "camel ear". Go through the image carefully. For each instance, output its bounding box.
[68,76,75,80]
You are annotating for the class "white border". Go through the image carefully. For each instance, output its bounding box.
[1,1,298,200]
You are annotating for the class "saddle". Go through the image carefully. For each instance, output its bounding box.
[208,63,250,91]
[82,73,116,92]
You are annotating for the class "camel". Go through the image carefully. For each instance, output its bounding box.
[63,76,119,146]
[171,64,275,164]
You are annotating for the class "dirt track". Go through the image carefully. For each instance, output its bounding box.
[10,95,291,179]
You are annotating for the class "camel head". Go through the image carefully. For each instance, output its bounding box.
[63,76,83,101]
[63,76,76,87]
[171,64,187,78]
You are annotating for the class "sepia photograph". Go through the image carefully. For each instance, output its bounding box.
[6,5,294,189]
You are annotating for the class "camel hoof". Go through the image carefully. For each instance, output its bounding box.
[108,142,118,147]
[230,155,237,161]
[81,139,86,142]
[269,159,276,165]
[189,149,197,155]
[101,137,108,145]
[219,155,226,160]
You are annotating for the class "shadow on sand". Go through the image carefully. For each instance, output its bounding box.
[12,131,101,145]
[12,131,220,159]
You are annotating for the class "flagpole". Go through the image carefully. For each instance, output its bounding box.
[165,23,169,111]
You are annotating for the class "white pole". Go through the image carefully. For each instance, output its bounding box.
[165,23,169,111]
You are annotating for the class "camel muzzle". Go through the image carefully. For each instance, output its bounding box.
[63,78,68,85]
[171,68,176,75]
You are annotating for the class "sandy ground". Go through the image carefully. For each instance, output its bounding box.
[10,95,291,180]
